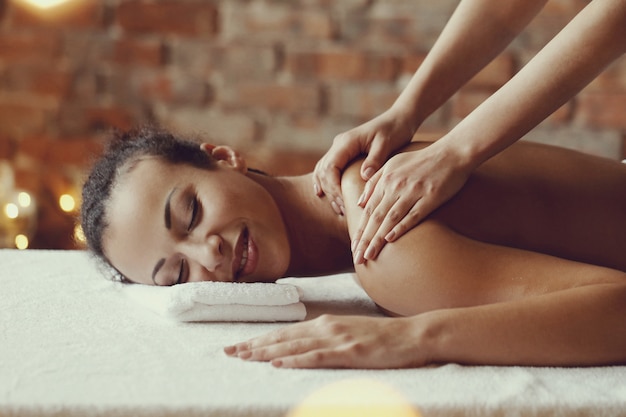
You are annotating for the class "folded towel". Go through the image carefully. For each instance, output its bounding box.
[120,281,306,322]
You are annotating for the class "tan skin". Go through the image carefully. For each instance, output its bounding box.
[314,0,626,266]
[103,141,626,369]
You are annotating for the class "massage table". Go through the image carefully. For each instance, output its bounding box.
[2,249,625,416]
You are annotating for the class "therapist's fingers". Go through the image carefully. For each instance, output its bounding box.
[313,132,366,216]
[351,172,388,264]
[313,159,344,215]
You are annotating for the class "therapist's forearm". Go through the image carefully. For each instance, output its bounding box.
[422,283,626,366]
[394,0,548,126]
[441,0,626,170]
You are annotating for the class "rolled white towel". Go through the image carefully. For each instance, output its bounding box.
[120,281,306,322]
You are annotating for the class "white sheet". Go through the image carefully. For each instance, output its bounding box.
[1,249,625,417]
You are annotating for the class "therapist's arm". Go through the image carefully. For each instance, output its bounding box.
[437,0,626,171]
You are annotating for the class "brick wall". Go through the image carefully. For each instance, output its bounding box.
[0,0,624,248]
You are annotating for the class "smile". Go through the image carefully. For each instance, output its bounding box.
[232,225,257,281]
[237,229,249,275]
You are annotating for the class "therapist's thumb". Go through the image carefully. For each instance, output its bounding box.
[361,137,391,181]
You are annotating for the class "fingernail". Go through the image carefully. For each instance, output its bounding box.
[364,246,376,260]
[385,231,395,241]
[313,183,319,195]
[331,200,341,216]
[351,239,358,252]
[363,167,375,180]
[272,359,283,368]
[357,193,365,206]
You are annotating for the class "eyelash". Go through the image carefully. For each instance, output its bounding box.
[176,258,185,285]
[187,195,199,232]
[176,195,199,285]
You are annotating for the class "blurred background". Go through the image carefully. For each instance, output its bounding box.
[0,0,624,250]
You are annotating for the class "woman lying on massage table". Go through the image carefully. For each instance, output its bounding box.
[81,127,626,369]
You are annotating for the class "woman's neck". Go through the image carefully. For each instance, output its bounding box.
[249,172,353,277]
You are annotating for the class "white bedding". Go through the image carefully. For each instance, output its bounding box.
[1,249,625,417]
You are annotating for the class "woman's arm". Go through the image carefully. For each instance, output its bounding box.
[224,282,626,368]
[423,282,626,366]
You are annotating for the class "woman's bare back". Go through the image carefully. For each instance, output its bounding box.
[341,141,626,317]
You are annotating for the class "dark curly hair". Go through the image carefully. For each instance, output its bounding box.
[80,127,216,275]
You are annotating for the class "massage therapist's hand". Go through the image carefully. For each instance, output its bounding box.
[224,314,429,369]
[353,140,471,264]
[313,107,416,215]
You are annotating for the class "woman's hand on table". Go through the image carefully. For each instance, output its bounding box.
[224,314,430,369]
[312,108,416,216]
[353,141,471,264]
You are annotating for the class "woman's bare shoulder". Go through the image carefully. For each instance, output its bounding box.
[340,142,432,207]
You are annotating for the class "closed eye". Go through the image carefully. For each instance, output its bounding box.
[187,196,199,232]
[175,258,186,285]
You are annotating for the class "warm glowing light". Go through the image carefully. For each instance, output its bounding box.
[288,379,422,417]
[17,192,31,208]
[59,194,76,212]
[15,234,29,250]
[4,203,19,219]
[16,0,73,10]
[74,224,86,243]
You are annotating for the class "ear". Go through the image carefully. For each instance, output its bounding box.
[199,143,247,174]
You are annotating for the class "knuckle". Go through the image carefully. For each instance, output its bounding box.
[288,339,304,354]
[271,331,285,344]
[333,132,350,144]
[386,209,402,223]
[252,347,268,360]
[370,211,385,223]
[346,341,366,357]
[381,172,394,184]
[311,350,327,364]
[406,208,421,222]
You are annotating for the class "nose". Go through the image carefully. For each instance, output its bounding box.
[185,234,224,273]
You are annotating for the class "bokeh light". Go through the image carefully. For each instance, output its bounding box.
[59,194,76,212]
[4,203,19,219]
[15,234,29,250]
[288,378,422,417]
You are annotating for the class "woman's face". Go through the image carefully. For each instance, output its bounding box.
[102,146,291,286]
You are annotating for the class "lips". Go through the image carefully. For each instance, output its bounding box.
[232,226,257,281]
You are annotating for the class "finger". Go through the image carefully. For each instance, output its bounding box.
[360,133,391,181]
[241,338,325,363]
[314,158,344,215]
[226,321,316,355]
[357,169,382,208]
[385,198,433,242]
[352,183,386,264]
[361,197,413,260]
[324,166,344,215]
[359,196,400,261]
[314,132,362,204]
[272,348,352,369]
[312,161,324,197]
